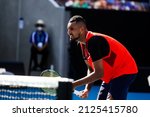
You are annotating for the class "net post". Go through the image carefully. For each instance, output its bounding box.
[57,82,72,100]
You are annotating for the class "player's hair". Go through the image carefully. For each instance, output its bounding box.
[69,15,86,26]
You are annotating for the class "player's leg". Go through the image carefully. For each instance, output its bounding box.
[109,74,137,100]
[97,81,110,100]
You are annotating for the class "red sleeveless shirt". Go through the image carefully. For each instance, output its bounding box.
[80,31,138,83]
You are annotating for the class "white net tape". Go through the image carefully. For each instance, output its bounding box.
[0,75,73,88]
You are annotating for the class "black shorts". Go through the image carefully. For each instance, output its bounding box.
[97,74,137,100]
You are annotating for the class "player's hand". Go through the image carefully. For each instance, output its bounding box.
[80,89,89,99]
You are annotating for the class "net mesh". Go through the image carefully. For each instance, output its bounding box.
[0,75,73,100]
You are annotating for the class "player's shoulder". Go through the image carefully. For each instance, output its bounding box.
[87,35,108,45]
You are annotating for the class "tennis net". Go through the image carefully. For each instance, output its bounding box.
[0,75,73,100]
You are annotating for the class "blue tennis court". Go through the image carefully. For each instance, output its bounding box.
[73,85,150,100]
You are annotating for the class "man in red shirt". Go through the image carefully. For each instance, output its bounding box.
[67,15,138,100]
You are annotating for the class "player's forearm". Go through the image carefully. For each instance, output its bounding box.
[73,71,103,89]
[85,83,93,91]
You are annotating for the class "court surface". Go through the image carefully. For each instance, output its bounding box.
[73,85,150,100]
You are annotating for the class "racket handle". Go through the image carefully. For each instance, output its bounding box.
[74,90,82,96]
[50,65,54,70]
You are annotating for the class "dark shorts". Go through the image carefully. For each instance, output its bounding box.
[97,74,137,100]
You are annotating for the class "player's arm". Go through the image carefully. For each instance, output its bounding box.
[77,61,93,98]
[73,58,104,89]
[73,36,110,89]
[79,60,97,98]
[84,60,94,91]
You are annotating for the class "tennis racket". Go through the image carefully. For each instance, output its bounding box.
[73,90,82,97]
[40,69,82,96]
[40,69,60,77]
[40,69,61,95]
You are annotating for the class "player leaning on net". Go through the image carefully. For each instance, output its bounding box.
[67,15,138,100]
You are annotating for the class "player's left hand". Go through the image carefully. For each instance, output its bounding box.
[80,89,89,98]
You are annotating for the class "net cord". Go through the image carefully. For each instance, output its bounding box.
[0,75,73,88]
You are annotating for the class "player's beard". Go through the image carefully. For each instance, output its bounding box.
[70,33,81,42]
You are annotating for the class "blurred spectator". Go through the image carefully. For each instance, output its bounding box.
[72,0,92,8]
[65,0,74,7]
[111,0,122,10]
[55,0,67,6]
[123,0,149,11]
[55,0,149,11]
[93,0,108,9]
[29,19,49,71]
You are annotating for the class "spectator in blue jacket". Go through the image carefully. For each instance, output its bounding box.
[29,19,49,70]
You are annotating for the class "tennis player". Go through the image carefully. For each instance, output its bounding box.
[67,15,138,100]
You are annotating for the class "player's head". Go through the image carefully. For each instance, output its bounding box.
[67,15,87,42]
[35,19,45,31]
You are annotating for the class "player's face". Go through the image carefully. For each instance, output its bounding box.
[67,22,82,41]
